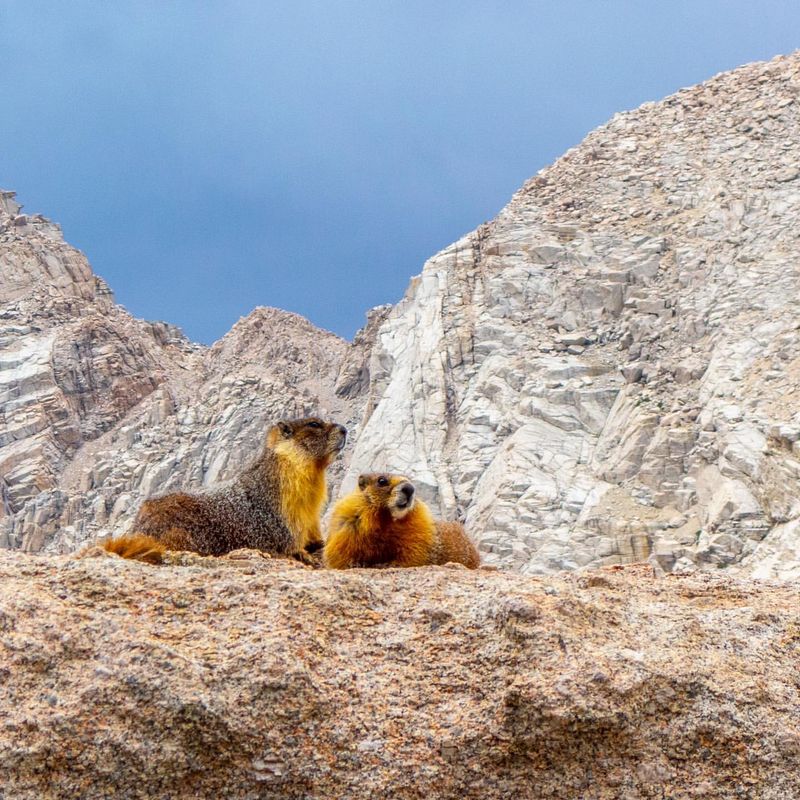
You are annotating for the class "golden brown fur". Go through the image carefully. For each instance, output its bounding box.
[324,473,480,569]
[102,534,166,564]
[103,417,346,562]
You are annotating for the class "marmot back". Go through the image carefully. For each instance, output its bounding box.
[105,417,346,562]
[324,473,480,569]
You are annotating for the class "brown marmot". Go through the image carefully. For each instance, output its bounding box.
[323,473,480,569]
[103,416,347,563]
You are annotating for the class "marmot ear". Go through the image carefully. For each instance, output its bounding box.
[358,475,367,490]
[279,421,292,438]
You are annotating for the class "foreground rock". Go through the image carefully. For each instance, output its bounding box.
[1,551,798,799]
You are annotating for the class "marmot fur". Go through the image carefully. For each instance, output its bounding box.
[103,416,346,563]
[323,473,480,569]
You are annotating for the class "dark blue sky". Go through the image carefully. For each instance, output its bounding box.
[2,2,799,343]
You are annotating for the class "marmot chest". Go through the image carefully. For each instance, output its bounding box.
[278,459,326,536]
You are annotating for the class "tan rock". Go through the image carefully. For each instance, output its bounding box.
[0,552,798,798]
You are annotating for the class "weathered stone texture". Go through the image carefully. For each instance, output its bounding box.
[0,552,798,799]
[346,53,800,578]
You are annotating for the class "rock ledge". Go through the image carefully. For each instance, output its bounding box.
[1,551,798,799]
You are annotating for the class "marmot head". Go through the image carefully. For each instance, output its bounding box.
[268,417,347,464]
[357,473,416,519]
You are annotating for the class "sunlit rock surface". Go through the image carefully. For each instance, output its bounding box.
[1,552,798,799]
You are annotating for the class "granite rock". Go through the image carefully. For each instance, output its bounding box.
[346,52,800,579]
[1,552,798,799]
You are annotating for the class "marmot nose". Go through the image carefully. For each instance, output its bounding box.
[336,424,347,437]
[399,483,415,500]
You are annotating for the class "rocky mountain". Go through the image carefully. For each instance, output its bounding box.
[0,192,365,553]
[2,550,799,798]
[346,52,800,579]
[3,52,800,579]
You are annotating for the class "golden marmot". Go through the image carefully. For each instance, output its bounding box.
[103,416,346,563]
[323,473,480,569]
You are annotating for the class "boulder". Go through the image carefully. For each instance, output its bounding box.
[1,552,799,799]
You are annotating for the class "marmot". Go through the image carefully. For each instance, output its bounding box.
[103,416,347,563]
[323,473,480,569]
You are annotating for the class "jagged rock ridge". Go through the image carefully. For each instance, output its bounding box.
[3,53,800,579]
[0,191,367,552]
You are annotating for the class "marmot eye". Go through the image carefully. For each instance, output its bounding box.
[377,476,389,487]
[307,421,322,429]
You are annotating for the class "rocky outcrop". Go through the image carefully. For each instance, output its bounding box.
[4,54,800,580]
[1,550,798,799]
[346,52,800,579]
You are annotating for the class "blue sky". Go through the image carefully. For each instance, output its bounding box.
[2,2,799,343]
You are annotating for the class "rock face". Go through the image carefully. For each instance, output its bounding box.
[1,551,799,799]
[3,53,800,580]
[346,52,800,579]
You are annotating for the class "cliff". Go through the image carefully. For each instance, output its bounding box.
[345,52,800,578]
